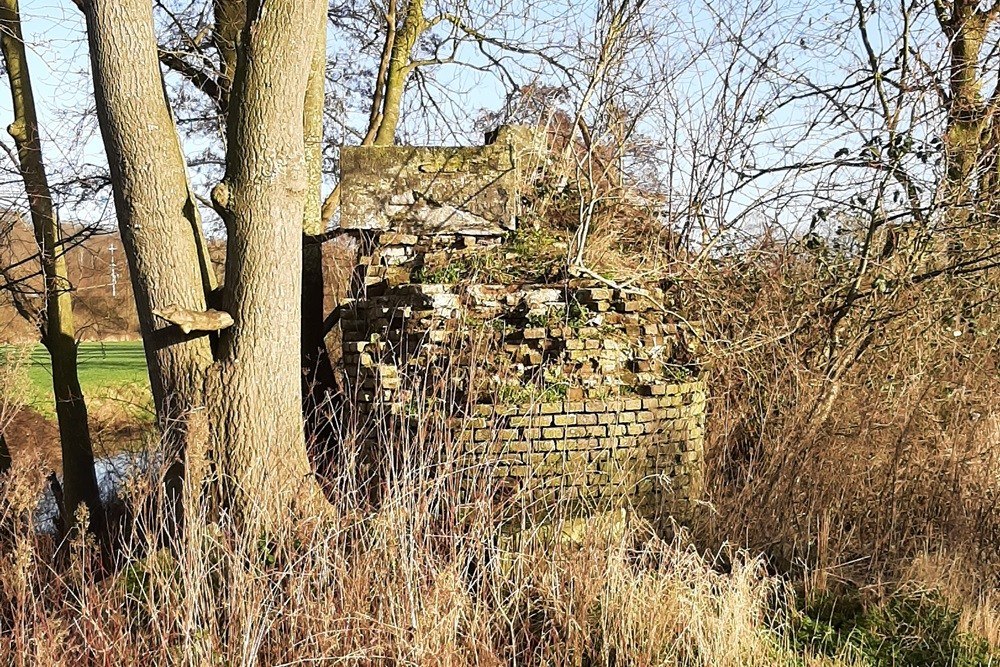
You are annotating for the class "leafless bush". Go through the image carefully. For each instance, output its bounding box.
[0,346,28,435]
[684,238,1000,589]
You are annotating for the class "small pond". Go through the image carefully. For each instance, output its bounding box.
[36,451,153,533]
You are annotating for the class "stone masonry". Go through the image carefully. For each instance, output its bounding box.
[337,127,706,524]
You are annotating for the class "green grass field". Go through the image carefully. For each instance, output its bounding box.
[7,341,152,418]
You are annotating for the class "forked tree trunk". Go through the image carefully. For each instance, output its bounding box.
[82,0,216,490]
[0,0,103,533]
[210,0,328,525]
[85,0,328,528]
[373,0,424,146]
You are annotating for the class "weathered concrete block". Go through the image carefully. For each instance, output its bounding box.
[341,126,542,234]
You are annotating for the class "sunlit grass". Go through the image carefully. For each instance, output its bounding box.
[8,341,151,419]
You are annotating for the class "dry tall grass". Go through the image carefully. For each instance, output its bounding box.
[568,190,1000,658]
[0,417,826,667]
[0,346,29,432]
[692,243,1000,579]
[6,194,1000,663]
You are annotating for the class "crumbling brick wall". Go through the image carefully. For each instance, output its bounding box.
[336,127,706,524]
[458,386,705,521]
[338,273,706,523]
[340,125,543,235]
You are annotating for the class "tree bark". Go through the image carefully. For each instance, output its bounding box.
[211,0,328,525]
[942,2,987,205]
[373,0,424,146]
[0,0,103,533]
[0,431,11,476]
[301,6,337,453]
[213,0,247,118]
[303,9,325,239]
[82,0,216,492]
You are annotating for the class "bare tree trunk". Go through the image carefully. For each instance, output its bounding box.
[941,2,987,206]
[82,0,216,492]
[0,0,103,533]
[47,339,103,530]
[303,9,325,239]
[211,0,328,525]
[365,0,398,143]
[318,0,410,222]
[213,0,246,118]
[0,431,10,476]
[373,0,424,146]
[301,7,337,453]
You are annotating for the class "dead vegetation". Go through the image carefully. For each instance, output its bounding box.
[0,409,830,667]
[4,199,1000,664]
[1,382,996,666]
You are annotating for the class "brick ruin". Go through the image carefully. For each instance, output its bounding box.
[335,126,706,524]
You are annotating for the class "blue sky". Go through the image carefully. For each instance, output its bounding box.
[4,0,558,228]
[2,1,110,224]
[1,0,955,242]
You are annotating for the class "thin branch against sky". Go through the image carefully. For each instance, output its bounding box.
[0,0,977,242]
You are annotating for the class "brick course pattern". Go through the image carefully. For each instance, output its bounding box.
[453,384,706,521]
[338,257,706,523]
[336,128,705,524]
